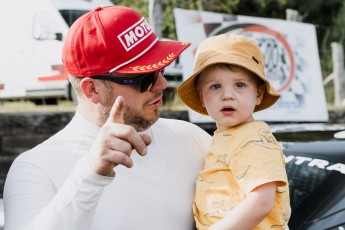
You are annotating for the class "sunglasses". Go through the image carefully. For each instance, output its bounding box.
[91,69,165,93]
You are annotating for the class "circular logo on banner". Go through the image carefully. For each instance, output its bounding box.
[211,24,295,92]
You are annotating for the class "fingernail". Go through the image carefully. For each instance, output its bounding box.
[142,147,147,156]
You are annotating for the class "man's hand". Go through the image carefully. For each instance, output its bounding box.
[86,96,151,177]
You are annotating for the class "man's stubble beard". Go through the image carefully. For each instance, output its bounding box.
[124,105,159,132]
[99,95,160,132]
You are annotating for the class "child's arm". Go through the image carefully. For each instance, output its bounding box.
[209,182,277,230]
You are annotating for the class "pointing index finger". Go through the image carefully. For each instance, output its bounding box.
[108,96,125,124]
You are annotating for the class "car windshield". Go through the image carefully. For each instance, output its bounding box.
[59,10,89,27]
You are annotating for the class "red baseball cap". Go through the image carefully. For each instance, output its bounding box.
[62,6,191,77]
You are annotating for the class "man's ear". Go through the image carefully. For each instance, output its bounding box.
[256,84,265,106]
[80,78,101,104]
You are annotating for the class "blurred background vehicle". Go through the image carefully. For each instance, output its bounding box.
[0,0,114,105]
[272,124,345,230]
[0,0,181,106]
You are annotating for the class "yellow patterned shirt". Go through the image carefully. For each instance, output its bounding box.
[193,121,291,229]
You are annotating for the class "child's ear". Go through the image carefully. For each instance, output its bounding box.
[256,85,265,105]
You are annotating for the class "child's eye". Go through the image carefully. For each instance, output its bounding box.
[210,84,221,90]
[235,82,246,88]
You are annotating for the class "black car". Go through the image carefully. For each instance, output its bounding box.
[273,124,345,230]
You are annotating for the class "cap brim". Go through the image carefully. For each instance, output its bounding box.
[114,40,190,74]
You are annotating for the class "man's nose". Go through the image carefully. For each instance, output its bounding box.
[151,72,167,92]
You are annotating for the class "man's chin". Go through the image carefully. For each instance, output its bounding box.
[124,109,160,132]
[135,113,160,132]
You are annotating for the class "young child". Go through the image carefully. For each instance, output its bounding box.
[178,34,291,229]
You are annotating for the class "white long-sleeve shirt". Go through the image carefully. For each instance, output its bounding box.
[4,111,212,230]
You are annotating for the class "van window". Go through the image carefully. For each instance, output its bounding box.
[59,10,89,27]
[33,12,62,40]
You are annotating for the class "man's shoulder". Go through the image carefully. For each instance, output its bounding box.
[12,128,82,168]
[152,118,212,152]
[156,118,206,132]
[153,118,211,143]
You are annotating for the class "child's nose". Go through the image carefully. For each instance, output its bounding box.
[222,88,236,100]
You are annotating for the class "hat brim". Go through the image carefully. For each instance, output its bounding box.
[178,67,208,115]
[113,40,190,74]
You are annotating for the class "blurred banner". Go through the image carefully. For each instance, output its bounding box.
[174,8,329,123]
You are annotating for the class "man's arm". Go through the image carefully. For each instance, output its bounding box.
[4,156,113,230]
[4,97,151,229]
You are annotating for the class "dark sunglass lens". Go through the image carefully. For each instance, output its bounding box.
[139,71,160,92]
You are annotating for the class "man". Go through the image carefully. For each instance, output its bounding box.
[4,6,211,230]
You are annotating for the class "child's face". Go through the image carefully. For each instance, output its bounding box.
[198,66,264,132]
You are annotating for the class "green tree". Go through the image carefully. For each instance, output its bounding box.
[112,0,149,17]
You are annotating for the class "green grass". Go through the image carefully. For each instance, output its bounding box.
[0,100,76,113]
[0,97,188,113]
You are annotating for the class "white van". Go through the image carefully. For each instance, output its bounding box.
[0,0,113,104]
